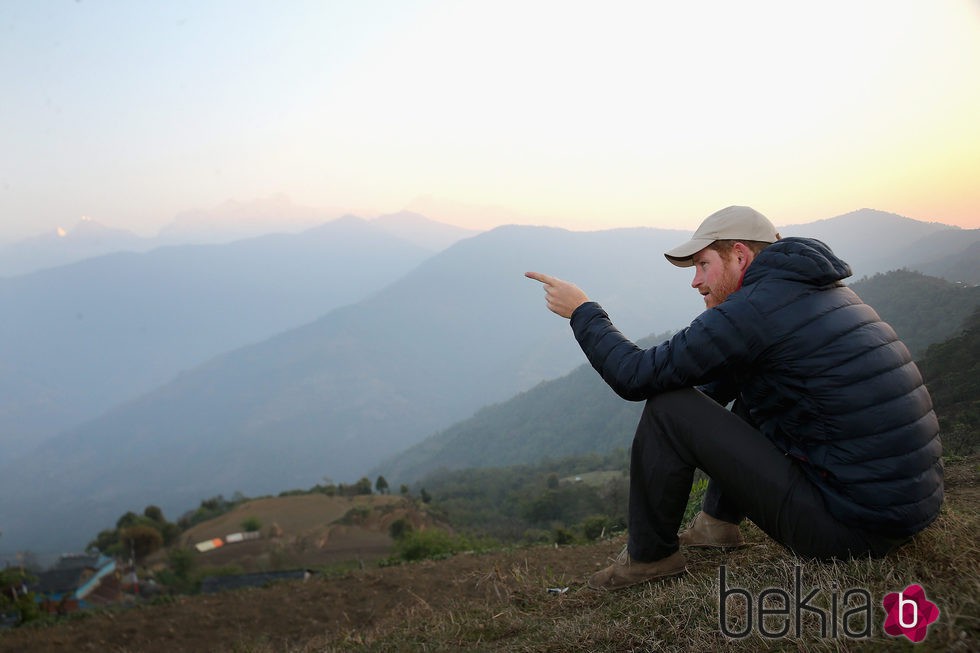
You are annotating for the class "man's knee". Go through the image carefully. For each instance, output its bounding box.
[635,388,711,449]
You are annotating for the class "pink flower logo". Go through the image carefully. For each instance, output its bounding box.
[882,584,940,643]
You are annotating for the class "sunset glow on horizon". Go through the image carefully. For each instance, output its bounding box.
[1,0,978,241]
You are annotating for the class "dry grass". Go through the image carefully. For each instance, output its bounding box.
[234,458,978,653]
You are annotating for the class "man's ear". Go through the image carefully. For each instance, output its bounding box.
[732,242,755,272]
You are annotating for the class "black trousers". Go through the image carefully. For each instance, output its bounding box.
[627,388,905,562]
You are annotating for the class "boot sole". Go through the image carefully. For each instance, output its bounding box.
[587,566,688,591]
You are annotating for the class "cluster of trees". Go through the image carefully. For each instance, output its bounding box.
[918,306,980,456]
[403,451,709,556]
[416,451,632,545]
[176,494,242,531]
[277,475,407,499]
[88,505,180,561]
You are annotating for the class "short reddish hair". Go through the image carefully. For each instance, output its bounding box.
[707,238,778,260]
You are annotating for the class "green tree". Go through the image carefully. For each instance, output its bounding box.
[552,526,575,545]
[582,515,608,540]
[143,505,165,523]
[93,505,181,554]
[88,529,122,556]
[0,567,39,625]
[376,475,390,495]
[120,524,164,561]
[116,511,141,529]
[389,518,413,541]
[353,477,373,495]
[168,548,195,581]
[159,521,181,547]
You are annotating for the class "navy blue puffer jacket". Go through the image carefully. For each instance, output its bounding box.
[569,237,943,537]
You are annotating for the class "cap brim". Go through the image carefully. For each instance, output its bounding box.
[663,237,715,268]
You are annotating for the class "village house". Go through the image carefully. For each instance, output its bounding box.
[30,553,122,614]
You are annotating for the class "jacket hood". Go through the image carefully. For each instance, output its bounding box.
[744,237,852,287]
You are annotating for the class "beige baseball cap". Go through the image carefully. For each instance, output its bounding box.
[664,205,779,268]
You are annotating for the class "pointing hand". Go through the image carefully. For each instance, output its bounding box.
[525,271,589,319]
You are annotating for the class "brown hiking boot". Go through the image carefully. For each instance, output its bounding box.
[588,547,687,591]
[678,511,745,549]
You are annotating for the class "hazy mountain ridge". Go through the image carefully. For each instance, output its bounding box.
[369,210,480,250]
[0,208,976,554]
[0,216,435,458]
[0,218,155,277]
[0,196,479,278]
[906,238,980,285]
[779,208,975,281]
[157,194,336,245]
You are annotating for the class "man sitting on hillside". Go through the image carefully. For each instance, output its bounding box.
[526,205,943,591]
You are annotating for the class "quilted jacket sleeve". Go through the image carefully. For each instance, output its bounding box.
[568,300,762,401]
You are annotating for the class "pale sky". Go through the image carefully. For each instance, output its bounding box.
[1,0,978,241]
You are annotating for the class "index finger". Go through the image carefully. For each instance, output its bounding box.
[525,271,558,285]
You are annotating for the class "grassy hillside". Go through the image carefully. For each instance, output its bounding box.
[156,493,444,576]
[378,364,642,484]
[918,306,980,456]
[5,454,977,652]
[47,489,449,603]
[849,269,980,355]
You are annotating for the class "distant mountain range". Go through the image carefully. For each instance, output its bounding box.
[0,195,479,277]
[0,208,977,554]
[0,217,157,278]
[0,215,448,457]
[779,209,979,283]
